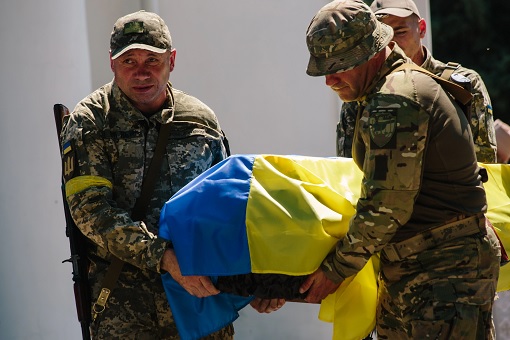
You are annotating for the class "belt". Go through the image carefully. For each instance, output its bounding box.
[382,213,486,262]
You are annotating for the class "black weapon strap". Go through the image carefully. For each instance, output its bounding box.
[92,118,173,322]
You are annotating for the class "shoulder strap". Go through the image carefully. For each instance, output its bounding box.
[92,121,172,322]
[392,63,473,106]
[221,130,231,157]
[439,61,461,81]
[132,122,172,220]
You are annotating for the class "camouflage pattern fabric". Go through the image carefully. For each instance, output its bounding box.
[337,46,497,163]
[421,47,497,163]
[60,82,230,339]
[336,101,358,157]
[110,11,172,59]
[90,263,234,339]
[306,0,393,76]
[377,223,500,339]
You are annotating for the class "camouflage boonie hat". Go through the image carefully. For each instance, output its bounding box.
[110,10,172,59]
[306,0,393,76]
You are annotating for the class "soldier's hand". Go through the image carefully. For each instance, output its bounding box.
[299,268,341,303]
[249,297,286,313]
[160,249,220,297]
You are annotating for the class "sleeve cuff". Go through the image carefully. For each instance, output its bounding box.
[320,253,344,284]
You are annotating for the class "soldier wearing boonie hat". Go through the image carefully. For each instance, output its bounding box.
[300,1,500,338]
[110,10,172,59]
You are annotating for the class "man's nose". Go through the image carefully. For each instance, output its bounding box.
[325,74,340,87]
[133,65,150,79]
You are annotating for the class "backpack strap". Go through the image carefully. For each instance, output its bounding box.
[440,61,461,81]
[392,63,473,106]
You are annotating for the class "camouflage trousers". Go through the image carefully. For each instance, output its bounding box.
[377,225,500,339]
[90,264,234,339]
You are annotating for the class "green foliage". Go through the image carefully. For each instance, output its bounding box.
[430,0,510,121]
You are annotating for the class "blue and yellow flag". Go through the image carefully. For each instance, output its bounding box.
[482,163,510,291]
[159,155,510,340]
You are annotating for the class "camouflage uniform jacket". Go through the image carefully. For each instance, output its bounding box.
[322,45,487,283]
[337,46,497,163]
[60,82,228,276]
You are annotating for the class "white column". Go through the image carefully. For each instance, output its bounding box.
[141,0,159,12]
[415,0,432,51]
[0,0,92,338]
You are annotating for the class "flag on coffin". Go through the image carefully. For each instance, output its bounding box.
[159,154,510,340]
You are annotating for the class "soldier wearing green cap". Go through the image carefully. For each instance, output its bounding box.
[60,10,282,339]
[337,0,497,165]
[299,0,500,338]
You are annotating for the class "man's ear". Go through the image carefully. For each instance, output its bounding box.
[418,18,427,39]
[169,49,176,72]
[110,52,115,72]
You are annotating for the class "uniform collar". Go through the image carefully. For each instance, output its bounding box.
[359,42,410,102]
[420,46,445,75]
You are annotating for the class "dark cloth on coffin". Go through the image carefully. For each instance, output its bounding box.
[216,273,308,300]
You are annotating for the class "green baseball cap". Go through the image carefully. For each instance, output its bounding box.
[110,10,172,59]
[306,0,393,76]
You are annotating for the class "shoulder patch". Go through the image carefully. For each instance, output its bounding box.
[369,108,397,149]
[62,140,77,182]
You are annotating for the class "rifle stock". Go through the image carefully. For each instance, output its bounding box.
[53,104,92,340]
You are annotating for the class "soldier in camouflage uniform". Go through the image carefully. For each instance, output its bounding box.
[300,1,500,338]
[337,0,497,164]
[60,10,281,339]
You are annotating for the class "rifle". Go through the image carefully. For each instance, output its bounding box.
[53,104,92,339]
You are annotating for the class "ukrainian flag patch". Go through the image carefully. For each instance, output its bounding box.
[63,141,72,154]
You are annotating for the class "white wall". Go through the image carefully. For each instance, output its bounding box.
[7,1,507,340]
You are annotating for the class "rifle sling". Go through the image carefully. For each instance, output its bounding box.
[92,121,172,321]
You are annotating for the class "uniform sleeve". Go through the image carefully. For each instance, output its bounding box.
[469,74,497,163]
[322,94,431,283]
[336,102,358,158]
[61,110,168,273]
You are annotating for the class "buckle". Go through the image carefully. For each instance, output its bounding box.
[92,288,111,321]
[445,61,460,70]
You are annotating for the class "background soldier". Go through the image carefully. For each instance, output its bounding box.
[337,0,497,164]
